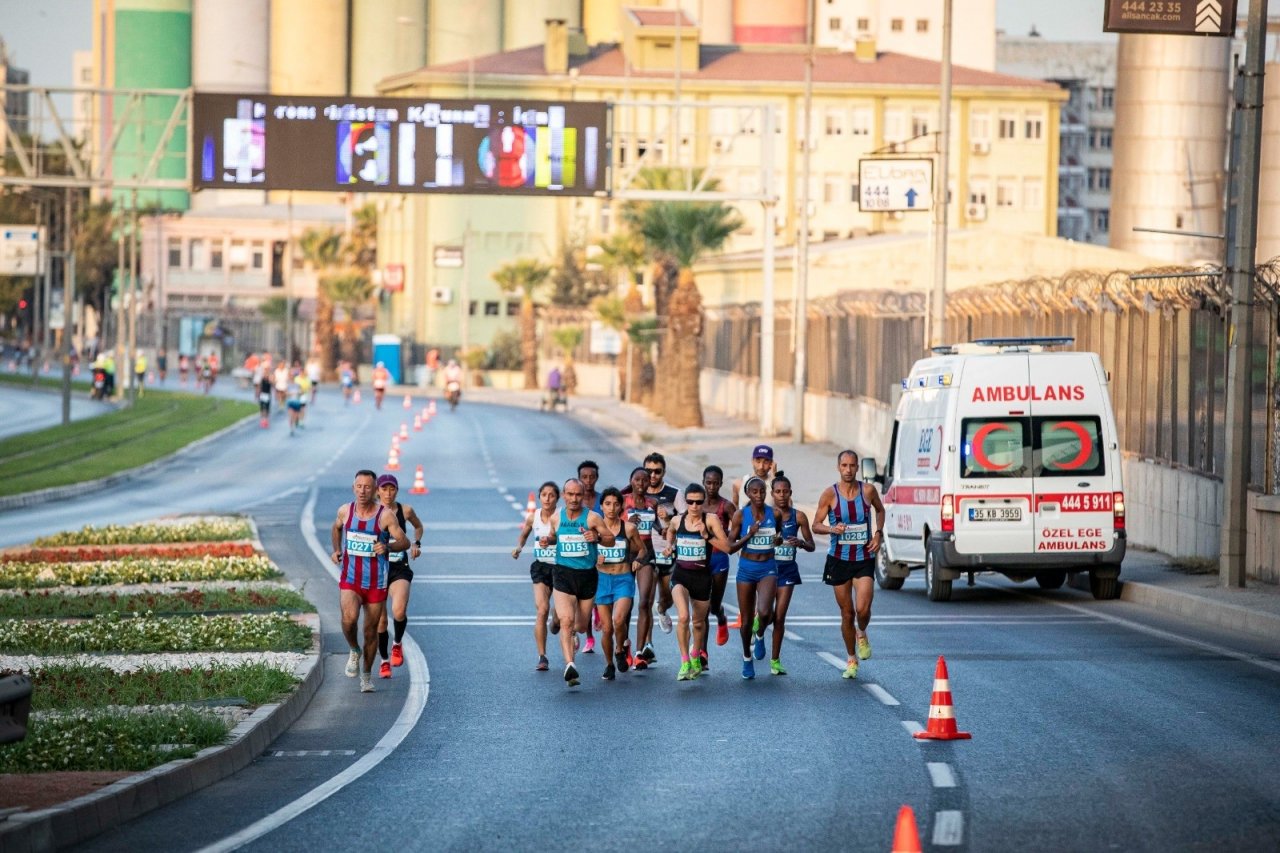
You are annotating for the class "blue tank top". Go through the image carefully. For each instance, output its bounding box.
[828,482,871,561]
[775,509,800,563]
[739,505,778,557]
[673,515,709,571]
[555,507,597,570]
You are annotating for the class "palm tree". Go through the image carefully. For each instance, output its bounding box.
[492,257,553,390]
[258,296,298,357]
[322,271,375,367]
[630,200,743,428]
[298,228,343,377]
[551,325,584,397]
[593,294,627,398]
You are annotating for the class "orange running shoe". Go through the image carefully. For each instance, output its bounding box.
[379,660,391,679]
[716,622,729,646]
[390,643,404,667]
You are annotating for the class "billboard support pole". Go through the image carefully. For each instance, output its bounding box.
[928,0,953,351]
[760,106,776,437]
[61,188,74,426]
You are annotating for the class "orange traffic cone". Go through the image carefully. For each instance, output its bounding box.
[890,805,923,853]
[413,415,422,431]
[399,422,410,441]
[422,405,430,420]
[403,393,411,409]
[385,445,401,472]
[914,656,971,740]
[410,464,428,495]
[525,491,536,518]
[353,388,362,404]
[428,399,437,416]
[730,613,741,629]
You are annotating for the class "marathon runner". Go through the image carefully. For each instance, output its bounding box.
[702,465,737,654]
[274,361,290,410]
[512,481,562,671]
[661,483,732,681]
[595,487,643,680]
[330,470,409,693]
[769,475,815,675]
[375,474,424,679]
[578,459,601,652]
[256,364,272,428]
[812,450,885,680]
[285,370,305,436]
[731,444,779,506]
[639,453,679,642]
[729,477,780,679]
[624,467,659,670]
[341,361,355,406]
[372,361,391,410]
[552,478,616,687]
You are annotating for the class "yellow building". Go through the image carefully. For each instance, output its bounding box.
[375,11,1065,350]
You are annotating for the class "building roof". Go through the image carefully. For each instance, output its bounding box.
[626,8,696,28]
[398,43,1060,91]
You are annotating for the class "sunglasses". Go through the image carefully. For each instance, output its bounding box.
[645,468,664,474]
[686,498,705,505]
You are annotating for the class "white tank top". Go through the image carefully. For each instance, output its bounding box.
[531,510,556,562]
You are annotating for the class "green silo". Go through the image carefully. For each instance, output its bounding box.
[112,0,192,210]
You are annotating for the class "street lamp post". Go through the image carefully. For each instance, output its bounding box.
[928,0,953,351]
[794,0,815,444]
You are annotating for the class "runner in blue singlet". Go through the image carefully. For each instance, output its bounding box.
[594,487,644,680]
[551,478,616,687]
[728,476,781,679]
[769,475,815,675]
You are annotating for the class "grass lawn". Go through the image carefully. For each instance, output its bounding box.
[7,661,299,711]
[0,587,314,619]
[0,390,255,497]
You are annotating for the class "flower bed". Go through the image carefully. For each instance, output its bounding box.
[0,708,230,773]
[0,612,312,654]
[34,519,253,547]
[0,586,314,619]
[3,661,299,710]
[1,541,258,564]
[0,555,279,589]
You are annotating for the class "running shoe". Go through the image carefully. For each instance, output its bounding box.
[690,657,703,679]
[360,674,374,693]
[698,651,709,673]
[770,659,787,676]
[640,644,657,664]
[616,640,631,673]
[658,609,673,634]
[549,617,561,635]
[536,655,549,671]
[345,650,360,678]
[753,635,767,661]
[602,664,616,681]
[390,643,404,667]
[842,659,859,680]
[633,656,649,671]
[677,661,694,681]
[856,635,873,661]
[741,658,755,680]
[379,660,391,679]
[592,609,601,631]
[584,635,596,654]
[573,633,580,652]
[564,662,580,686]
[716,622,729,646]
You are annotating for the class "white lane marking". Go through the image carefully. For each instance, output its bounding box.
[926,762,957,788]
[784,630,804,641]
[902,720,924,735]
[270,750,358,758]
[196,487,431,853]
[420,545,515,554]
[817,651,847,669]
[749,617,1102,627]
[862,683,901,706]
[990,583,1280,676]
[932,810,964,846]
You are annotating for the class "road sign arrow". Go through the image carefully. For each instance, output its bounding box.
[1196,0,1222,32]
[906,188,919,208]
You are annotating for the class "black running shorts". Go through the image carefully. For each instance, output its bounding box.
[672,567,712,602]
[823,555,874,586]
[530,560,554,587]
[552,565,599,600]
[387,563,414,586]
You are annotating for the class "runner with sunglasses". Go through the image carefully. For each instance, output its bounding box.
[660,483,732,682]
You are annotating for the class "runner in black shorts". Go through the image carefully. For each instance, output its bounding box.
[513,481,561,671]
[661,483,732,682]
[551,478,615,686]
[376,474,424,679]
[812,450,885,680]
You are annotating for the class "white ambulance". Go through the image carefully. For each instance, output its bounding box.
[866,337,1126,601]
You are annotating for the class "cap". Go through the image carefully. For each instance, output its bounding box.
[752,444,774,460]
[376,474,399,489]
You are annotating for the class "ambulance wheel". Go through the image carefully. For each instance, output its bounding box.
[875,549,905,590]
[1089,572,1119,600]
[924,550,952,602]
[1035,571,1066,590]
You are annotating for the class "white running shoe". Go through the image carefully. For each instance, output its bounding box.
[360,673,374,693]
[345,650,360,677]
[658,609,673,634]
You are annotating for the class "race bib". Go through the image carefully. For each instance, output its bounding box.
[775,544,797,561]
[676,537,707,561]
[258,391,270,404]
[388,549,406,563]
[599,544,627,564]
[631,510,655,536]
[558,533,589,557]
[533,544,557,562]
[838,524,870,545]
[749,526,778,549]
[345,530,377,556]
[653,545,674,565]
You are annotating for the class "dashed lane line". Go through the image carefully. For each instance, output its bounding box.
[902,720,925,735]
[270,750,358,758]
[931,810,964,846]
[816,651,847,670]
[926,762,958,788]
[862,683,901,706]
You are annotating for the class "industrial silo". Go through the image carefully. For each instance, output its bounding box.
[270,0,349,95]
[192,0,267,209]
[503,0,581,51]
[351,0,428,96]
[1110,34,1230,264]
[112,0,192,210]
[1255,62,1280,262]
[427,0,502,67]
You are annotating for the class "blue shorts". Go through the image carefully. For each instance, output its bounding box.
[776,561,803,587]
[709,551,730,575]
[736,556,777,584]
[595,570,636,606]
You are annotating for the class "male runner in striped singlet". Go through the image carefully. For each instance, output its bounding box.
[812,450,885,680]
[375,474,424,679]
[331,470,410,693]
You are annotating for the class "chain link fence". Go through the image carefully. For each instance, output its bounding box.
[705,263,1280,492]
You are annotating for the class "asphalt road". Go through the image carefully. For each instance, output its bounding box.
[0,384,113,440]
[3,392,1275,851]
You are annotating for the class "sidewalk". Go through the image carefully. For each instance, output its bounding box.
[466,386,1280,645]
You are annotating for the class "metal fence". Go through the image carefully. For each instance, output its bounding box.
[705,263,1280,493]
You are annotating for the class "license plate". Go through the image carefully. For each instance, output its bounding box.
[969,507,1021,522]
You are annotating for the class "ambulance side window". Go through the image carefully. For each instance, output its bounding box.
[1033,416,1104,477]
[884,421,900,488]
[960,417,1030,478]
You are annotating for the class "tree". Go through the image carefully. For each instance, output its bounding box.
[551,325,584,396]
[258,296,298,358]
[593,293,628,399]
[323,271,375,367]
[492,257,553,390]
[549,235,610,307]
[298,228,343,376]
[348,203,378,271]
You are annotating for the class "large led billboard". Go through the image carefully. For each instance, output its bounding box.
[192,94,610,197]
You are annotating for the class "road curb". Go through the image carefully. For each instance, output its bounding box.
[1119,580,1280,642]
[0,613,323,853]
[0,413,258,512]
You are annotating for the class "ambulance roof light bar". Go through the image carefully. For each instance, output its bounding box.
[931,336,1075,355]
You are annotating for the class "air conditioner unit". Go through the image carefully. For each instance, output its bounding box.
[712,136,732,152]
[971,140,991,155]
[430,286,453,305]
[966,203,988,221]
[887,210,906,221]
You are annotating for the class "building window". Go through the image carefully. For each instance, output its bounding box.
[468,300,478,316]
[849,179,860,202]
[210,241,223,269]
[911,110,931,138]
[823,174,840,204]
[884,108,906,144]
[1023,179,1043,210]
[1024,114,1044,140]
[1090,128,1113,150]
[916,18,929,32]
[229,239,247,269]
[970,111,991,141]
[484,301,500,316]
[998,114,1017,140]
[824,108,845,136]
[1091,209,1111,233]
[828,16,841,31]
[850,107,872,136]
[251,241,265,270]
[1098,87,1115,110]
[996,178,1018,208]
[506,302,519,316]
[968,180,989,205]
[1088,168,1112,191]
[856,17,870,30]
[167,238,182,268]
[890,18,904,31]
[188,238,206,270]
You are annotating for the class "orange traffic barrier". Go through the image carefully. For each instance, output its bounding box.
[385,446,401,472]
[413,415,422,431]
[403,393,411,409]
[913,655,971,740]
[890,805,923,853]
[410,464,429,495]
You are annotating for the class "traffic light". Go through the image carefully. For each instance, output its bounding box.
[17,299,27,310]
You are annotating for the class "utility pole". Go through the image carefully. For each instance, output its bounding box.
[61,189,74,425]
[928,0,954,350]
[794,0,815,444]
[127,192,140,403]
[285,192,295,362]
[760,106,777,437]
[1220,0,1269,588]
